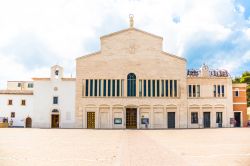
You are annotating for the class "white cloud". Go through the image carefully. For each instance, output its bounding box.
[0,0,250,88]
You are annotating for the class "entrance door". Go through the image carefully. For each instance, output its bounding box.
[203,112,211,128]
[234,112,241,127]
[25,117,32,128]
[167,112,175,128]
[51,114,59,128]
[87,112,95,129]
[126,108,137,129]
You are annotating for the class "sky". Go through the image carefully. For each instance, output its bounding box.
[0,0,250,88]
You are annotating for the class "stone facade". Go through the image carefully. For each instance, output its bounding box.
[75,25,234,129]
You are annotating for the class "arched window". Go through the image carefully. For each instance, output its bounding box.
[52,109,59,113]
[127,73,136,96]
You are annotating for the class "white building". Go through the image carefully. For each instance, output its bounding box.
[0,88,33,127]
[0,65,75,128]
[32,65,75,128]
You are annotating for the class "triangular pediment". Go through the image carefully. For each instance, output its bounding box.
[100,27,163,40]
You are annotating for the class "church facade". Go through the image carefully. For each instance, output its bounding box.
[75,17,234,129]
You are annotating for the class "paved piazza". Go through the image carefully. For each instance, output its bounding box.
[0,128,250,166]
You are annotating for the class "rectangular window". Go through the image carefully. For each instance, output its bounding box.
[170,80,173,97]
[166,80,168,97]
[156,80,160,97]
[53,96,58,104]
[17,83,21,87]
[188,85,192,97]
[94,79,98,96]
[235,90,239,97]
[117,80,120,97]
[8,99,13,105]
[21,100,26,106]
[221,85,225,97]
[148,80,151,97]
[216,112,223,123]
[191,112,198,123]
[174,80,177,97]
[28,83,33,88]
[139,80,142,97]
[11,112,15,118]
[161,80,164,97]
[112,80,115,97]
[99,80,102,96]
[152,80,155,97]
[121,80,124,96]
[218,85,221,97]
[85,80,89,97]
[108,80,111,97]
[193,85,196,97]
[143,80,147,97]
[213,85,216,97]
[90,80,93,96]
[103,80,107,96]
[197,85,200,97]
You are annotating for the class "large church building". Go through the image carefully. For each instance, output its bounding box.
[75,16,234,129]
[1,16,247,129]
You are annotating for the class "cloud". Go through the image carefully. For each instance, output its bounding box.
[0,0,250,89]
[0,33,57,70]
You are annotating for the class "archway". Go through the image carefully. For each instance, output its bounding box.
[25,117,32,128]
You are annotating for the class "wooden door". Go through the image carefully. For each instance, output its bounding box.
[87,112,95,129]
[25,117,32,128]
[51,115,59,128]
[126,108,137,129]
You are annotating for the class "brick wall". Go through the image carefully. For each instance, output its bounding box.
[233,84,248,127]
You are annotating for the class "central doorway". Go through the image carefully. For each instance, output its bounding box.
[126,108,137,129]
[51,114,59,128]
[203,112,211,128]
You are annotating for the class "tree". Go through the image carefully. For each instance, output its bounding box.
[232,77,241,83]
[233,71,250,106]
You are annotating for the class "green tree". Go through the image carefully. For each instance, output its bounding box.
[234,71,250,106]
[232,77,241,83]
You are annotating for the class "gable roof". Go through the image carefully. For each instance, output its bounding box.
[76,51,101,60]
[100,27,163,40]
[161,51,186,62]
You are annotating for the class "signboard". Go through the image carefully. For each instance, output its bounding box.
[141,118,149,124]
[114,118,122,124]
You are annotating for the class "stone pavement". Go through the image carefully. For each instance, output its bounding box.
[0,128,250,166]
